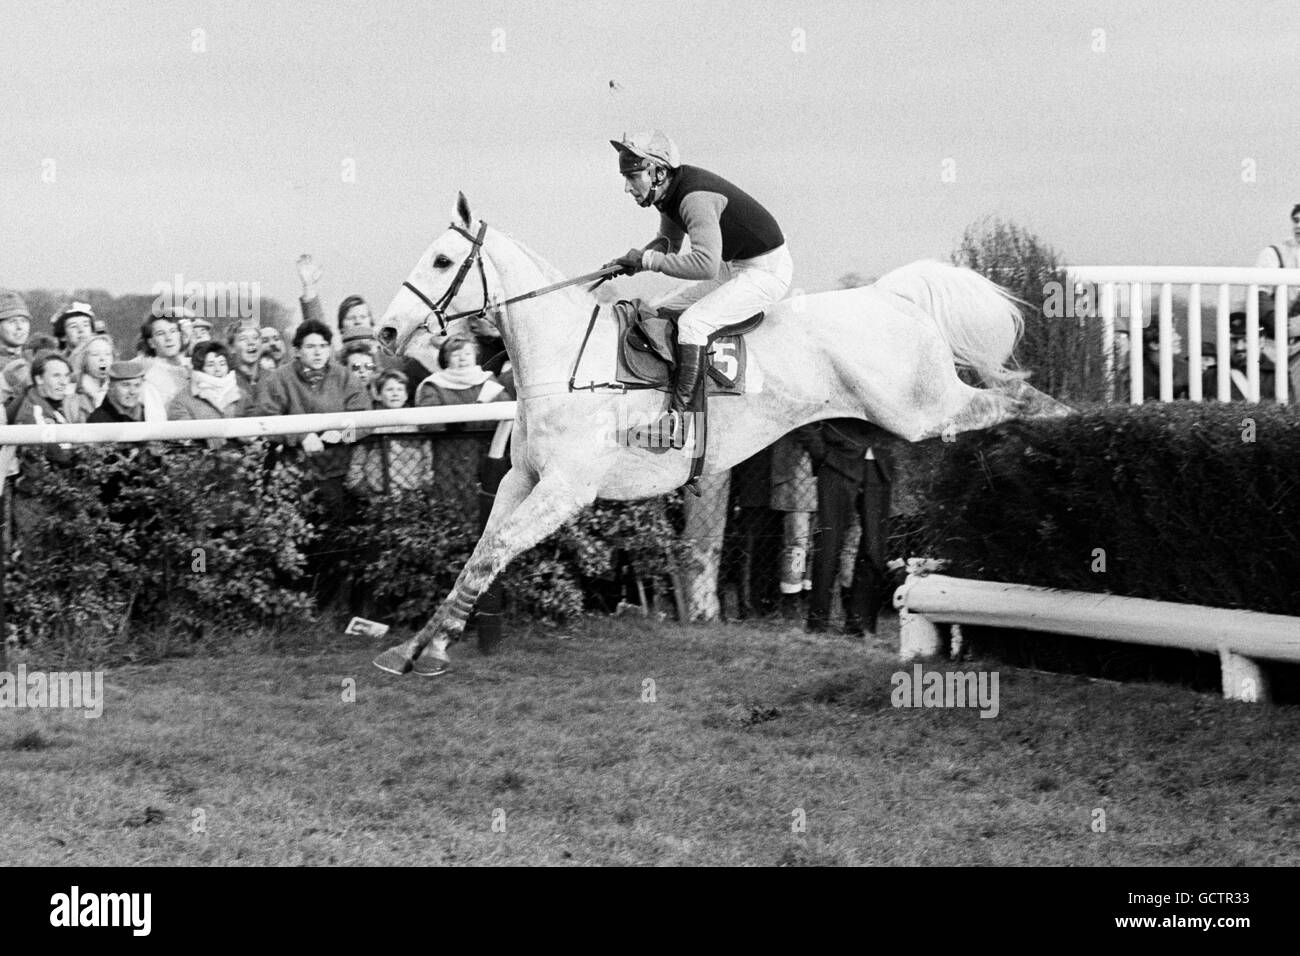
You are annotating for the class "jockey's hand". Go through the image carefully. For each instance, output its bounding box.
[608,248,644,276]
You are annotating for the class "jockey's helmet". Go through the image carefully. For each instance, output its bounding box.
[612,130,680,206]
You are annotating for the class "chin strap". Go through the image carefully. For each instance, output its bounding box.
[639,167,669,207]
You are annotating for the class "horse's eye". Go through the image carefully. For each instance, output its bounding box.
[433,255,453,269]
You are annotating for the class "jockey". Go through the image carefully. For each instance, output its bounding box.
[608,130,793,446]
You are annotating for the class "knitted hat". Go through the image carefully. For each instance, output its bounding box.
[191,316,214,330]
[108,357,147,380]
[0,291,32,324]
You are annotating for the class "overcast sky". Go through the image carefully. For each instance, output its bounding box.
[2,0,1297,314]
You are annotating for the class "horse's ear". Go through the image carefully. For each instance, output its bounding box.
[456,191,472,229]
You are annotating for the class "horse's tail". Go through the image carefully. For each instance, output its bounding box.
[873,259,1029,387]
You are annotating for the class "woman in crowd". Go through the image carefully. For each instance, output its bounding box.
[415,334,508,512]
[69,333,116,418]
[415,334,507,410]
[167,341,244,423]
[167,341,247,526]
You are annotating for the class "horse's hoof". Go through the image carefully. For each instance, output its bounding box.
[412,657,451,678]
[373,646,414,675]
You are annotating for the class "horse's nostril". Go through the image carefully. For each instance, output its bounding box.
[378,326,396,344]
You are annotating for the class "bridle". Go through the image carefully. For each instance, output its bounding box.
[392,220,491,356]
[386,219,624,358]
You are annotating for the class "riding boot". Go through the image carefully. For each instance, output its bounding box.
[669,343,706,451]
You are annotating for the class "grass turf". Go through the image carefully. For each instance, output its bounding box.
[3,613,1297,865]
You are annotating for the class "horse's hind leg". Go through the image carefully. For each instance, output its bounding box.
[373,470,595,675]
[923,380,1073,440]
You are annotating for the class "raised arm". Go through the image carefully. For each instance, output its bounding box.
[297,254,326,325]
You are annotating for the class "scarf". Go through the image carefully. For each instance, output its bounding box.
[190,369,241,413]
[294,358,329,389]
[79,374,108,406]
[425,365,490,391]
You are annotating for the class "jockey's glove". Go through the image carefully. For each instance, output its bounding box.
[609,248,645,276]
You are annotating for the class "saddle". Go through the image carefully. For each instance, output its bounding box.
[613,300,762,393]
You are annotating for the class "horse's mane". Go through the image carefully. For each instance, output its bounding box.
[488,225,595,311]
[492,227,567,284]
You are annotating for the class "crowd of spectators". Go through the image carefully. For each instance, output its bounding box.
[0,258,520,606]
[0,255,515,448]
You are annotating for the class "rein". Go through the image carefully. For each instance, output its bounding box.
[391,219,620,357]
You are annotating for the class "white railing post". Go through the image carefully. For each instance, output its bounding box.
[1246,286,1261,402]
[1101,282,1116,402]
[1158,282,1174,401]
[1216,284,1231,401]
[1129,282,1144,404]
[1187,283,1202,401]
[1069,266,1300,406]
[1274,285,1289,404]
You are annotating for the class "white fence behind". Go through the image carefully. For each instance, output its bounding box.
[1066,265,1300,404]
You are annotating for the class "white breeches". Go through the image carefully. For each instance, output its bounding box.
[655,244,793,346]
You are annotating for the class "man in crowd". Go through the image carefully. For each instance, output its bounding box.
[88,358,154,423]
[799,420,895,637]
[0,290,33,408]
[51,301,96,355]
[227,321,264,397]
[1254,203,1300,316]
[140,307,192,417]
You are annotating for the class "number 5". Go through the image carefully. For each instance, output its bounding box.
[711,341,739,380]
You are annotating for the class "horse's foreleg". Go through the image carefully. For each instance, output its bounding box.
[373,470,594,675]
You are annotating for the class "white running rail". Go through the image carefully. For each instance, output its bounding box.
[894,573,1300,704]
[1067,265,1300,404]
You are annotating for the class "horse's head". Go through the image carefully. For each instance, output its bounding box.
[379,192,503,362]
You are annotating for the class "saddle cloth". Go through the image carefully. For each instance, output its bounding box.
[613,300,761,394]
